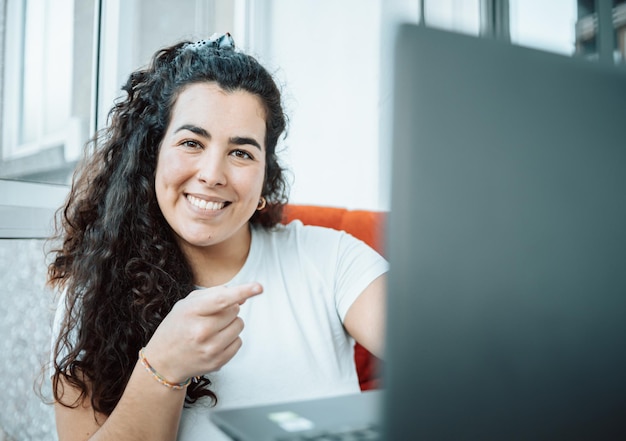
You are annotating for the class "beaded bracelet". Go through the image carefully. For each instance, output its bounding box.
[138,347,192,390]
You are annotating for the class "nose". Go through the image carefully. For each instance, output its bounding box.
[197,150,227,187]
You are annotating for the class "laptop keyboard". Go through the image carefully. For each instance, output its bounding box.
[276,424,381,440]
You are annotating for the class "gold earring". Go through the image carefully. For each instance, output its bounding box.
[257,197,267,210]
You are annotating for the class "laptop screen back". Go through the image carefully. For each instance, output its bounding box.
[384,24,626,440]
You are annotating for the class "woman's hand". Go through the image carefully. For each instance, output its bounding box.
[142,282,263,384]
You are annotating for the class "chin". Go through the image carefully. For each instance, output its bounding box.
[173,228,215,248]
[186,235,218,248]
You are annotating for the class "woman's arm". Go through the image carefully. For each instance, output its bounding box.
[343,274,387,359]
[54,362,186,441]
[54,282,263,441]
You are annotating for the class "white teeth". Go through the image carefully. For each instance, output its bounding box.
[187,195,226,211]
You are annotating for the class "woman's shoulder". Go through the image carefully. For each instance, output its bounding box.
[252,220,377,267]
[256,220,347,246]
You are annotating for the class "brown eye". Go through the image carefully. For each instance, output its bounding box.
[182,140,202,149]
[231,149,253,160]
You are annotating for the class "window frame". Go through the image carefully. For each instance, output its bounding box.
[1,0,75,161]
[0,179,68,239]
[1,0,25,159]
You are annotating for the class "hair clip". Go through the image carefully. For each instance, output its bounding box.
[183,32,235,53]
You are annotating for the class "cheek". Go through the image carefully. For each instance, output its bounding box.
[154,153,182,208]
[154,155,168,195]
[253,165,267,195]
[155,152,188,190]
[154,166,167,211]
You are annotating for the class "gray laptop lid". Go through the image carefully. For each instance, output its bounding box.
[210,390,382,441]
[384,25,626,440]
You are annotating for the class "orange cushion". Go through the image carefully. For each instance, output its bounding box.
[282,204,386,390]
[282,205,386,255]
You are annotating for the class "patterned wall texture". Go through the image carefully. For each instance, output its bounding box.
[0,239,57,440]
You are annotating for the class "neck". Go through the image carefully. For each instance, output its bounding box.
[180,225,252,288]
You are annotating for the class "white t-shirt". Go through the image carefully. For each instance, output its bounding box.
[180,221,388,439]
[53,221,389,440]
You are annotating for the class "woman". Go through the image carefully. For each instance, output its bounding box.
[48,33,387,440]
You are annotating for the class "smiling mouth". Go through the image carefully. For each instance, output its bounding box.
[186,195,230,211]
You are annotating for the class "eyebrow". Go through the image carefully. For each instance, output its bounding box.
[175,124,210,138]
[174,124,263,151]
[231,136,263,151]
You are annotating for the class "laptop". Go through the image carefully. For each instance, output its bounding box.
[210,389,383,440]
[384,25,626,439]
[212,24,626,440]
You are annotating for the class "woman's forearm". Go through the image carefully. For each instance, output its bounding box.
[55,360,187,441]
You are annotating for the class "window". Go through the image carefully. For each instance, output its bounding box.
[575,0,626,64]
[1,0,96,185]
[617,0,626,64]
[424,0,481,35]
[509,0,578,55]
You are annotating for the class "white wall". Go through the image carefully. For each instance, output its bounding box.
[253,0,387,211]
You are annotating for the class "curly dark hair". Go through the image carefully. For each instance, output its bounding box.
[48,37,289,416]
